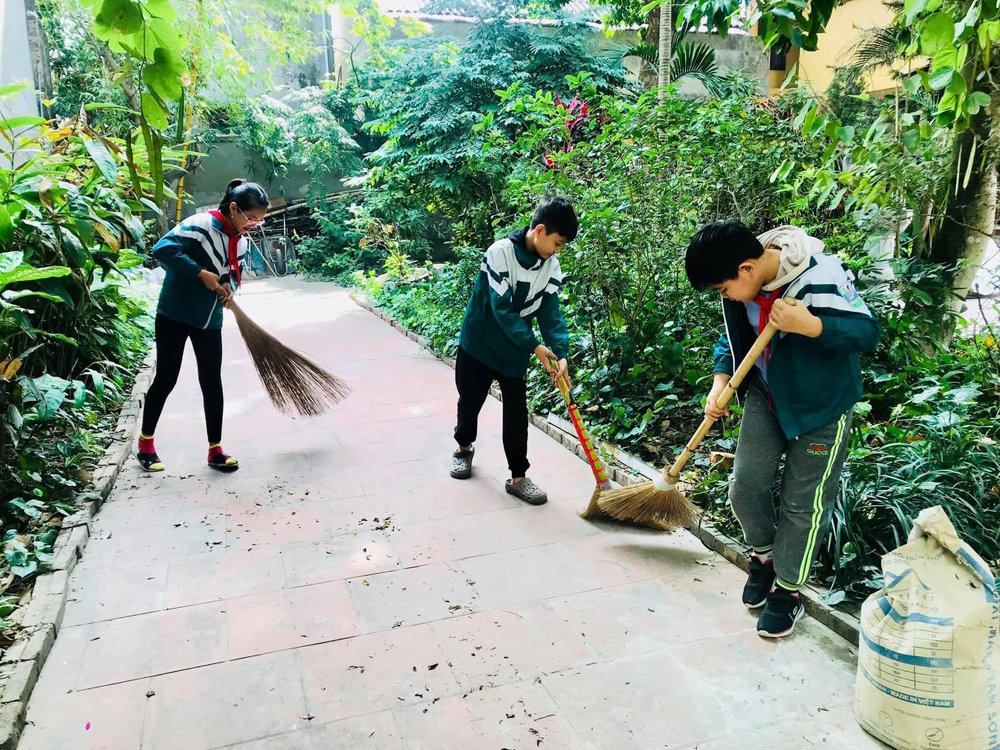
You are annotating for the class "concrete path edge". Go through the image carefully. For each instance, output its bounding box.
[349,292,863,648]
[0,356,155,749]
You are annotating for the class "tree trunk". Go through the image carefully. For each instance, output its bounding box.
[932,103,1000,315]
[657,2,672,96]
[638,8,659,90]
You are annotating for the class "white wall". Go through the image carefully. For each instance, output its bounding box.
[0,0,41,167]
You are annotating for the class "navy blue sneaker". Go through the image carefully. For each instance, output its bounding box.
[757,586,804,638]
[743,556,776,609]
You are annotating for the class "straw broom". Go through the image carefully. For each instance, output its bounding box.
[598,299,797,528]
[549,370,673,529]
[228,300,350,416]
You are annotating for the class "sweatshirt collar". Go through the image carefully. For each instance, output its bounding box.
[757,225,824,292]
[509,226,542,270]
[208,209,240,238]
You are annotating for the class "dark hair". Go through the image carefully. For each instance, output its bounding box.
[530,196,578,242]
[218,179,269,215]
[685,221,764,290]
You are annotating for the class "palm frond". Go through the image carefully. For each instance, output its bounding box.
[528,37,571,56]
[846,25,910,72]
[619,40,659,70]
[671,42,725,96]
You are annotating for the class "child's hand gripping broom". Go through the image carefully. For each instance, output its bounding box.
[597,298,798,529]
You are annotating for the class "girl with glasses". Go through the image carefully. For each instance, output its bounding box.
[135,179,269,473]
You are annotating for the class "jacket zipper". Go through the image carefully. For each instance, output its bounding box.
[720,298,739,406]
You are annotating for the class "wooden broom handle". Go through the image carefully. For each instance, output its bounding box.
[661,298,797,485]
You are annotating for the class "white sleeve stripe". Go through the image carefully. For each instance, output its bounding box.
[174,228,226,270]
[805,292,871,315]
[485,270,510,297]
[520,297,544,318]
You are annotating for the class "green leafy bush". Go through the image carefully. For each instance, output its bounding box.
[1,102,152,594]
[360,80,1000,600]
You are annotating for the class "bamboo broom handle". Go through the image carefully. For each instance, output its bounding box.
[660,298,797,486]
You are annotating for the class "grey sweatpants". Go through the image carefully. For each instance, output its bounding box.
[729,379,852,589]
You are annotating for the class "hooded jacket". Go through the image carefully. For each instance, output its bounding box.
[713,226,880,439]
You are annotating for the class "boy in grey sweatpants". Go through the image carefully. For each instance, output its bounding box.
[685,222,879,638]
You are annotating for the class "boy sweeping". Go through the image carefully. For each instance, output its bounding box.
[450,197,579,505]
[685,222,879,638]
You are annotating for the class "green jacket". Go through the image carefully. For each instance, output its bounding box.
[459,227,569,377]
[153,212,247,330]
[714,253,880,439]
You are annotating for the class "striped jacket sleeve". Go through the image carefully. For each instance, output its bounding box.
[484,244,541,353]
[153,215,227,278]
[536,260,569,359]
[794,258,880,352]
[152,230,203,278]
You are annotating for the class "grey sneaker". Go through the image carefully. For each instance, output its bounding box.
[450,448,474,479]
[506,477,548,505]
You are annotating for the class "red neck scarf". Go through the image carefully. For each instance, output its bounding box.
[751,287,786,405]
[752,288,785,335]
[208,210,241,289]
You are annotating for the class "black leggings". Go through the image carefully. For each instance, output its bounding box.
[141,314,224,444]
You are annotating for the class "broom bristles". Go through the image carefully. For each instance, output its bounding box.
[598,482,700,529]
[583,484,685,530]
[229,301,350,416]
[580,486,604,519]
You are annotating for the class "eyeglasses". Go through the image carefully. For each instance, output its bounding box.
[238,207,266,228]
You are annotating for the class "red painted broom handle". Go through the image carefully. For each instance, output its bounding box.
[553,372,612,489]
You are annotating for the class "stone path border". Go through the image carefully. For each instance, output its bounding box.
[0,359,154,749]
[350,293,863,647]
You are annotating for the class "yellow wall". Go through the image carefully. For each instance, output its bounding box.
[796,0,898,93]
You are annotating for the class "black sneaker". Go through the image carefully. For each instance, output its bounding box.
[742,556,776,609]
[757,586,805,638]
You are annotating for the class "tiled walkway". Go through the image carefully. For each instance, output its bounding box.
[20,277,887,749]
